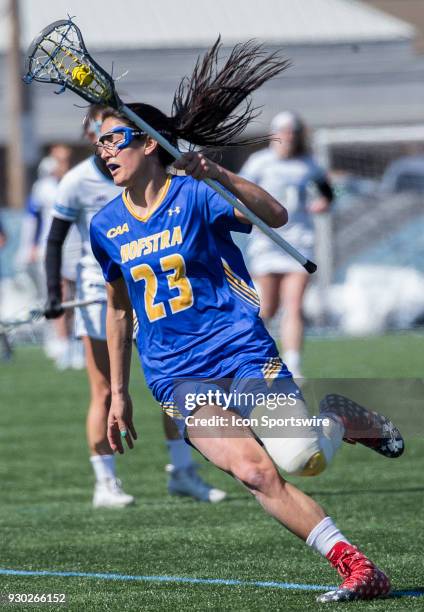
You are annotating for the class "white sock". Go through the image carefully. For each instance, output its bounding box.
[306,516,350,557]
[283,350,301,376]
[90,454,116,482]
[319,414,345,465]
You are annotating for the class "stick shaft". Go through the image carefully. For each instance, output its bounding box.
[60,298,106,310]
[120,105,316,272]
[0,298,106,332]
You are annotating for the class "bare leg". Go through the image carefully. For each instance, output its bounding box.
[187,405,325,540]
[279,272,309,353]
[83,336,112,455]
[84,336,134,506]
[52,278,75,342]
[255,273,282,321]
[0,332,12,360]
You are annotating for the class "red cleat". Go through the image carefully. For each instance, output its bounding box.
[320,393,404,458]
[317,542,391,603]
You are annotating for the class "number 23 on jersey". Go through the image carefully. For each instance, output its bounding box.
[130,254,194,322]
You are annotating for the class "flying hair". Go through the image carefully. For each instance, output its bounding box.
[171,37,290,147]
[101,37,290,164]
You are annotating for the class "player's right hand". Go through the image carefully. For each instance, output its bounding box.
[44,297,64,319]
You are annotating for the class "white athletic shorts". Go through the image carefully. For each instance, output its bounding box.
[74,266,107,341]
[61,252,79,283]
[247,232,313,276]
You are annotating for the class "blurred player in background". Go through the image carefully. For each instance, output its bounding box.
[27,145,83,369]
[90,38,402,602]
[45,106,225,507]
[241,112,333,377]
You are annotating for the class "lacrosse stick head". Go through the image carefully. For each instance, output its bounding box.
[23,18,121,107]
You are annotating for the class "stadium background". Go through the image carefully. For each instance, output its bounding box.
[0,1,423,610]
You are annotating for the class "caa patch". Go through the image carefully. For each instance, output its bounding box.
[107,223,129,239]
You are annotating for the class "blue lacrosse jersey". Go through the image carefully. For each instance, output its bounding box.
[90,174,278,394]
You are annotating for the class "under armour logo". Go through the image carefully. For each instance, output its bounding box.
[168,206,181,216]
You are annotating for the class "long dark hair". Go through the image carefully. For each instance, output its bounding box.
[103,37,290,166]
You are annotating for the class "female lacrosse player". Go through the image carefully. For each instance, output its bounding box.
[90,40,401,602]
[46,106,225,507]
[241,112,333,378]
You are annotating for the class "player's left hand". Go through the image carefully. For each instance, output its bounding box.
[108,393,138,454]
[173,152,221,181]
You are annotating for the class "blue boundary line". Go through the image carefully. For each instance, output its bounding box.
[0,569,423,598]
[0,569,334,592]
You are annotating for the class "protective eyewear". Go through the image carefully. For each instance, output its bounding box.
[94,126,146,155]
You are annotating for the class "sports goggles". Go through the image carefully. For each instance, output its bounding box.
[94,125,146,155]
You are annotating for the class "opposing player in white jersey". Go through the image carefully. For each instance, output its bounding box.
[240,112,334,377]
[45,105,226,507]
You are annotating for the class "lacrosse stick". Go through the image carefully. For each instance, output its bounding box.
[24,18,317,273]
[0,297,106,333]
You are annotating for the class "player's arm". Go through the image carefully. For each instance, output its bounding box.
[45,171,80,317]
[45,217,72,318]
[173,152,287,228]
[105,277,137,453]
[308,173,334,214]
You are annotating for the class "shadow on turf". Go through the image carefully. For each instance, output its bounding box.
[308,487,424,497]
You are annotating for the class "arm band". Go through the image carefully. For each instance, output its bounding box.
[45,217,72,301]
[314,178,334,203]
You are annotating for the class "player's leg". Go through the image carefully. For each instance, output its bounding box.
[251,394,344,477]
[0,331,12,360]
[187,404,326,535]
[255,273,281,320]
[233,360,344,477]
[279,271,309,378]
[162,412,226,502]
[187,404,391,602]
[234,355,404,480]
[83,334,134,508]
[320,393,404,458]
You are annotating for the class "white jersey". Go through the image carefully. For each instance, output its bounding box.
[31,175,81,280]
[240,149,327,274]
[53,156,122,288]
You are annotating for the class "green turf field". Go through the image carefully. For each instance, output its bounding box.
[0,334,423,611]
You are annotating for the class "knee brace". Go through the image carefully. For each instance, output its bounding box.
[258,435,327,476]
[250,399,332,476]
